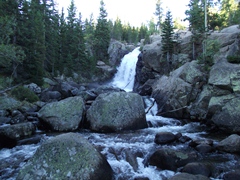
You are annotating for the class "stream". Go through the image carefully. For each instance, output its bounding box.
[0,47,239,180]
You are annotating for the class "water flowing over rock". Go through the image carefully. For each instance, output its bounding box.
[111,47,141,91]
[86,92,147,132]
[38,96,85,131]
[17,133,113,180]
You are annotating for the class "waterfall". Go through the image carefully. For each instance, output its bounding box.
[111,47,140,92]
[1,46,233,180]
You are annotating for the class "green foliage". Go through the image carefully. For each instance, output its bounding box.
[227,55,240,64]
[174,17,186,30]
[198,39,220,69]
[11,86,39,103]
[0,76,13,90]
[144,33,151,45]
[43,0,60,76]
[93,0,110,63]
[148,18,157,35]
[138,24,148,42]
[0,44,25,69]
[112,17,123,41]
[0,14,25,76]
[161,11,174,60]
[219,0,240,27]
[185,0,205,33]
[185,0,240,31]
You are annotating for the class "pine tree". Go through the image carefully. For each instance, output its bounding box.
[185,0,205,33]
[161,11,174,62]
[154,0,163,33]
[148,18,157,35]
[64,0,78,75]
[185,0,205,60]
[138,24,148,42]
[59,0,88,76]
[58,8,67,74]
[124,23,133,43]
[131,27,139,44]
[75,13,88,72]
[112,17,123,41]
[0,0,25,79]
[93,0,110,63]
[42,0,59,75]
[84,14,95,57]
[29,0,45,85]
[220,0,240,26]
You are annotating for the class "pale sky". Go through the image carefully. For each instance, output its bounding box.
[55,0,189,27]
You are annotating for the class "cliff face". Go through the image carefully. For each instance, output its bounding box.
[134,25,240,133]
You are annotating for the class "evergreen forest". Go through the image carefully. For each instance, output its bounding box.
[0,0,240,87]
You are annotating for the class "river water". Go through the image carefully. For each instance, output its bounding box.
[0,48,238,180]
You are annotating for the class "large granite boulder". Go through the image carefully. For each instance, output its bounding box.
[93,61,117,82]
[148,148,198,171]
[142,39,166,74]
[211,98,240,133]
[86,92,147,132]
[169,173,210,180]
[0,122,35,148]
[182,162,212,177]
[17,133,113,180]
[152,61,205,119]
[0,96,22,111]
[216,134,240,153]
[210,25,240,61]
[38,96,85,131]
[40,90,62,102]
[208,61,240,93]
[108,39,130,66]
[52,81,78,98]
[206,60,240,133]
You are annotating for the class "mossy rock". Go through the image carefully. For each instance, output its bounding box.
[17,133,113,180]
[0,96,22,110]
[87,92,147,132]
[38,96,85,131]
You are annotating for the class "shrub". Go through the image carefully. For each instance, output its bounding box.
[227,55,240,64]
[198,39,220,70]
[11,86,39,103]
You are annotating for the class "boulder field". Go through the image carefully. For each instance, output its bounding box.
[134,25,240,134]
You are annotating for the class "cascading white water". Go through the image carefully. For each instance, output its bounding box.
[111,47,141,92]
[1,48,235,180]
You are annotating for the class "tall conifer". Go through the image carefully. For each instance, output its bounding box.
[93,0,110,63]
[161,11,174,62]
